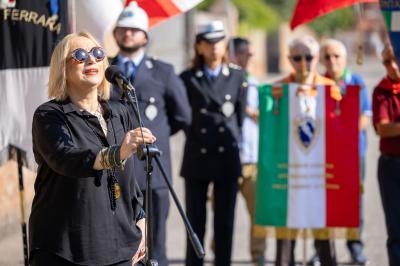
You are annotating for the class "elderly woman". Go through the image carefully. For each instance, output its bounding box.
[29,32,155,266]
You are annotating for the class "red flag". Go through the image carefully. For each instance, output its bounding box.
[290,0,378,30]
[125,0,203,28]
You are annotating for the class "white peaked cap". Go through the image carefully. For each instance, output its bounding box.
[196,20,226,43]
[115,1,149,34]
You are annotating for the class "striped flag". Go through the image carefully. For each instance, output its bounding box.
[255,84,360,229]
[0,0,68,161]
[380,1,400,65]
[126,0,204,28]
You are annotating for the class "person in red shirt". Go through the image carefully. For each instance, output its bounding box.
[372,44,400,266]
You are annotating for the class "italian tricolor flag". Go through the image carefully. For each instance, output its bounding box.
[255,84,360,229]
[380,1,400,67]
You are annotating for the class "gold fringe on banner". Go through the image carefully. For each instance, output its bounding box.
[253,225,360,240]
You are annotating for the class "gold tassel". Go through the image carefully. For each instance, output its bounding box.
[356,44,364,65]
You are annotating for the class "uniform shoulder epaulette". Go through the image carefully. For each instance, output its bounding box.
[228,63,242,70]
[149,56,158,61]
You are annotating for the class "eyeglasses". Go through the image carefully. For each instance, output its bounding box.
[70,47,105,63]
[324,54,340,61]
[291,54,314,62]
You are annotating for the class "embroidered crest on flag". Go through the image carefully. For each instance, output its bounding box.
[294,116,320,152]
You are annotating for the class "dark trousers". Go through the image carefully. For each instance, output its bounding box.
[30,250,132,266]
[378,155,400,266]
[185,177,238,266]
[276,239,336,266]
[142,188,170,266]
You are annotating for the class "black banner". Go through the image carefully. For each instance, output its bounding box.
[0,0,68,70]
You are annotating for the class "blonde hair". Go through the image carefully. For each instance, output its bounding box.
[48,31,110,101]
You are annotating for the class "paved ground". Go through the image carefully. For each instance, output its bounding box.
[0,56,388,265]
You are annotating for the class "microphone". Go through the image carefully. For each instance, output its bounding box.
[105,65,134,92]
[105,65,142,127]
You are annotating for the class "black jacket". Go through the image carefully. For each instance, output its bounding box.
[29,99,143,265]
[179,64,247,180]
[110,55,191,190]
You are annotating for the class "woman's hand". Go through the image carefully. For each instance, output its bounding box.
[131,218,146,265]
[120,128,156,160]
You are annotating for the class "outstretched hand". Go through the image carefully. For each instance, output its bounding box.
[120,128,156,160]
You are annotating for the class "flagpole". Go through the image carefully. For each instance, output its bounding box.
[68,0,76,33]
[355,3,364,65]
[224,0,235,60]
[303,229,307,266]
[8,145,29,266]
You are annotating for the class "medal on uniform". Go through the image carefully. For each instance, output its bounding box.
[145,97,158,121]
[222,65,230,76]
[221,94,234,117]
[145,59,153,69]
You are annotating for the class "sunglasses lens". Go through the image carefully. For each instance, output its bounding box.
[292,55,302,62]
[292,55,313,62]
[72,48,88,63]
[91,47,105,61]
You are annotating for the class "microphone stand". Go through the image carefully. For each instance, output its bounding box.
[120,84,205,266]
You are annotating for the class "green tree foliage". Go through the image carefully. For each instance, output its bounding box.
[197,0,212,10]
[231,0,279,32]
[197,0,280,32]
[308,7,354,36]
[266,0,296,20]
[197,0,355,36]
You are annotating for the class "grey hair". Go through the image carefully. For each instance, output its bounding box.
[320,38,347,58]
[289,35,320,56]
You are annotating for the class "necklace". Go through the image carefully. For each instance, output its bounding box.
[82,103,119,211]
[87,104,107,136]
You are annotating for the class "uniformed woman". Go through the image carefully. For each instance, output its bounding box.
[179,21,247,266]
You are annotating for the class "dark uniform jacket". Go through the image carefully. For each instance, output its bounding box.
[179,64,247,180]
[110,55,191,190]
[29,99,143,265]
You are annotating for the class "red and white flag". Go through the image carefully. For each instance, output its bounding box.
[126,0,204,28]
[290,0,378,30]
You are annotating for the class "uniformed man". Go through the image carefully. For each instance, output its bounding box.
[230,37,266,266]
[110,3,191,265]
[179,21,247,266]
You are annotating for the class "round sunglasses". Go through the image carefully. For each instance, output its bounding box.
[70,47,105,63]
[291,54,314,63]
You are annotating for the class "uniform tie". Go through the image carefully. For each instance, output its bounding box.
[208,73,217,82]
[124,60,136,83]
